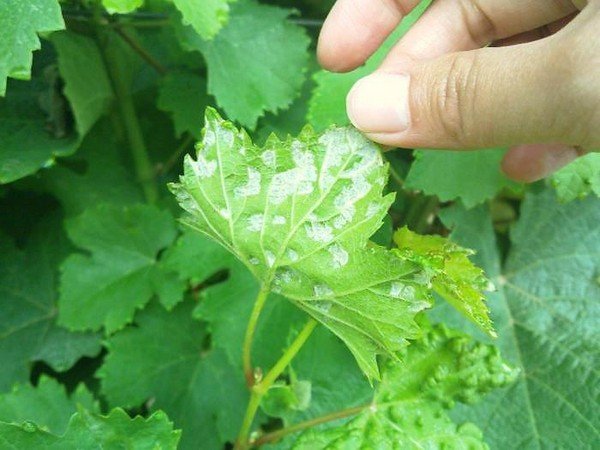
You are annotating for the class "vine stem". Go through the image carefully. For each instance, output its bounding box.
[253,403,368,446]
[96,29,158,203]
[242,284,271,387]
[235,318,318,450]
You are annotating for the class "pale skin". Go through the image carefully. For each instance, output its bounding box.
[318,0,600,181]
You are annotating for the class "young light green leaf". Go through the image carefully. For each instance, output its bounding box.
[102,0,143,14]
[58,204,179,333]
[157,72,210,139]
[404,149,522,208]
[98,300,248,450]
[291,324,517,449]
[0,218,101,392]
[551,152,600,202]
[176,0,310,128]
[0,377,97,436]
[170,109,436,381]
[172,0,234,40]
[0,0,64,96]
[393,227,494,336]
[438,190,600,449]
[0,408,180,449]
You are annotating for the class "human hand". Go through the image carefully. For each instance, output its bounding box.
[318,0,600,181]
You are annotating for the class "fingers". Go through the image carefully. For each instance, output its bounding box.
[381,0,577,64]
[346,41,580,149]
[494,14,576,47]
[501,144,581,182]
[317,0,420,72]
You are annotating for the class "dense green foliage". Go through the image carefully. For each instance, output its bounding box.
[0,0,598,449]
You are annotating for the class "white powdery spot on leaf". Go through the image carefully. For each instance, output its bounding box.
[191,154,217,178]
[334,176,372,209]
[219,208,231,220]
[203,129,216,147]
[249,257,260,265]
[274,268,294,285]
[265,250,276,268]
[333,205,356,229]
[313,300,332,314]
[261,150,276,168]
[286,249,298,262]
[305,222,334,243]
[217,127,235,147]
[272,215,286,225]
[328,243,349,268]
[247,214,264,232]
[235,167,261,198]
[389,282,416,299]
[366,202,381,219]
[313,284,333,297]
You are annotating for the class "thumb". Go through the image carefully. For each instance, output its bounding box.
[346,41,582,149]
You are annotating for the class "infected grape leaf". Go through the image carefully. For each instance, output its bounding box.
[172,0,235,40]
[290,324,517,449]
[171,109,445,381]
[551,152,600,202]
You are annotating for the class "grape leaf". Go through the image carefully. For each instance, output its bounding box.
[0,217,101,392]
[176,0,310,128]
[0,376,97,435]
[58,204,179,333]
[290,324,517,449]
[157,72,209,139]
[98,300,248,450]
[0,78,78,184]
[102,0,144,14]
[50,32,114,138]
[0,408,180,449]
[0,0,64,96]
[307,0,431,131]
[404,149,522,208]
[172,0,234,40]
[170,109,443,381]
[439,190,600,449]
[551,152,600,202]
[393,227,494,336]
[35,122,143,217]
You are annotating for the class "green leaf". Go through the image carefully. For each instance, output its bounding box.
[439,189,600,449]
[551,152,600,202]
[98,300,248,450]
[50,31,114,138]
[291,324,517,449]
[102,0,144,14]
[172,0,235,40]
[0,0,64,96]
[0,78,78,184]
[405,149,522,208]
[393,227,494,336]
[58,204,179,333]
[0,376,97,435]
[170,109,438,381]
[157,72,209,139]
[307,0,431,131]
[0,408,180,449]
[177,0,310,128]
[0,218,101,392]
[35,122,143,217]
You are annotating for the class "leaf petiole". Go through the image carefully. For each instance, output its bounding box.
[242,283,271,387]
[236,318,318,449]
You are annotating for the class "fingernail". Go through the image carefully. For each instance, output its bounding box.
[347,73,411,133]
[541,145,579,176]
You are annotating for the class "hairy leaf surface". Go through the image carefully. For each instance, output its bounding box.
[551,152,600,202]
[439,190,600,449]
[0,408,180,449]
[98,300,247,450]
[177,1,310,128]
[171,109,440,380]
[0,0,64,96]
[0,377,97,435]
[58,204,179,333]
[290,324,517,449]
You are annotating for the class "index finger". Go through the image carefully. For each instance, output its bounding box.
[317,0,421,72]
